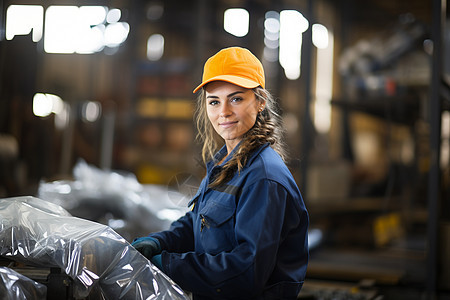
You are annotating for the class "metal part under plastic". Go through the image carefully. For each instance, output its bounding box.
[0,196,189,299]
[0,266,47,300]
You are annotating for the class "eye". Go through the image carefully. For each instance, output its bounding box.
[230,96,243,103]
[208,100,219,106]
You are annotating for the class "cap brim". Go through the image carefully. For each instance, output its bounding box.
[192,75,260,93]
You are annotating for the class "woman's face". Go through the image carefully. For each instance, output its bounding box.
[205,81,262,153]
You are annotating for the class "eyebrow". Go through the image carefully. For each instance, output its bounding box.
[206,91,245,99]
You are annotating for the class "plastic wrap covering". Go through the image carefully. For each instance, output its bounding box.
[0,196,189,299]
[0,266,47,300]
[38,159,190,242]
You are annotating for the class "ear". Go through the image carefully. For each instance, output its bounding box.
[258,101,266,112]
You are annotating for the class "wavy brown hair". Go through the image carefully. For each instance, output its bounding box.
[195,86,286,187]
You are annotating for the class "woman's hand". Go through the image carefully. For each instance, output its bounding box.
[150,254,163,270]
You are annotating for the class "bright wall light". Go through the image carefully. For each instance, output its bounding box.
[279,10,309,80]
[77,6,107,54]
[80,6,107,25]
[224,8,249,37]
[107,8,121,23]
[263,11,280,63]
[44,5,108,54]
[6,5,43,42]
[314,31,334,134]
[44,6,80,53]
[78,25,105,54]
[33,93,53,117]
[104,22,130,47]
[6,4,128,54]
[47,94,63,114]
[312,24,329,49]
[147,34,164,61]
[264,14,280,35]
[33,93,64,118]
[82,101,102,122]
[44,6,128,54]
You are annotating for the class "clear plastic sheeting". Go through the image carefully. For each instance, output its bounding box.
[38,159,189,242]
[0,196,189,300]
[0,266,47,300]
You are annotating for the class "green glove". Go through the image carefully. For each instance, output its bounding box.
[151,254,163,270]
[131,237,161,259]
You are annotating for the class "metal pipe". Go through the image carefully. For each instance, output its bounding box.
[300,0,314,199]
[427,0,446,297]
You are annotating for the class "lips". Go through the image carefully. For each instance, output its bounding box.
[219,121,238,128]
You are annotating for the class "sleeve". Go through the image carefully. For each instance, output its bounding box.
[161,179,292,298]
[149,211,195,253]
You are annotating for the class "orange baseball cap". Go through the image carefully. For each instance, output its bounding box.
[193,46,265,93]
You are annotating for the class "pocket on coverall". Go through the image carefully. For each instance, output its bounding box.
[199,195,236,255]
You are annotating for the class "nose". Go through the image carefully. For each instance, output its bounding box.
[219,102,232,117]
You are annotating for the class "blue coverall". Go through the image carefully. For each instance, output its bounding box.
[150,143,309,299]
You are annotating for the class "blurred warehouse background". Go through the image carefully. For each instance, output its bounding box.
[0,0,449,299]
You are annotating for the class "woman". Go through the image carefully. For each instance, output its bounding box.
[132,47,309,300]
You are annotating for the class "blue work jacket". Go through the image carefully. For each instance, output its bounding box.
[150,143,309,299]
